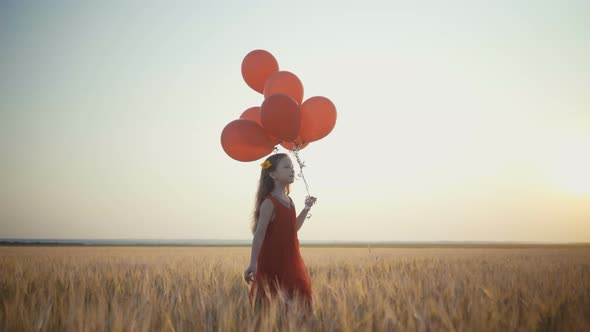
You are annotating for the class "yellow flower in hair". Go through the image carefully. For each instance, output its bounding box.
[260,160,272,169]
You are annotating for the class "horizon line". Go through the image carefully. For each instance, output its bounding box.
[1,238,589,245]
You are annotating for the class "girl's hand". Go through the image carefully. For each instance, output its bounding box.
[244,263,256,284]
[304,196,317,209]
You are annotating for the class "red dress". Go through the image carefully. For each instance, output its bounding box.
[249,193,313,314]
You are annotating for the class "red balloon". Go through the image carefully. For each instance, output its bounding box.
[263,71,304,105]
[261,94,301,142]
[241,50,279,94]
[221,119,276,162]
[239,106,262,126]
[299,96,337,143]
[281,135,309,151]
[240,107,282,145]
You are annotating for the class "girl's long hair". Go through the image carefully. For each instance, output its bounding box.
[251,153,291,235]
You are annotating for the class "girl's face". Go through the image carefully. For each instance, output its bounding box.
[271,157,295,185]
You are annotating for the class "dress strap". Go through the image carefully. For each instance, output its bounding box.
[269,192,293,209]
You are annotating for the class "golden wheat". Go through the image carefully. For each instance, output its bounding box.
[1,246,589,331]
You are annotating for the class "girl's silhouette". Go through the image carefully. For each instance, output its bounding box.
[244,153,317,318]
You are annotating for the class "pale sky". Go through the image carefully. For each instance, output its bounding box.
[1,0,589,242]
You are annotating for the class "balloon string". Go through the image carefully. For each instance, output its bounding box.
[290,144,313,219]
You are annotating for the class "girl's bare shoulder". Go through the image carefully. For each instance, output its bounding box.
[259,198,276,224]
[260,197,275,211]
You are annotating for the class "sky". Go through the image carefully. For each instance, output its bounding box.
[1,0,589,242]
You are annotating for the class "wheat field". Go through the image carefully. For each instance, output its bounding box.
[1,246,589,331]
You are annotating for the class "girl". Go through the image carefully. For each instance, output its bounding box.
[243,153,317,318]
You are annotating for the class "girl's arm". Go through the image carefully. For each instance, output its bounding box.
[249,199,274,267]
[296,206,311,231]
[296,196,316,231]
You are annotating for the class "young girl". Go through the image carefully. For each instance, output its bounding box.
[243,153,317,317]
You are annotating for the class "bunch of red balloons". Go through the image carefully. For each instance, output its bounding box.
[221,50,337,162]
